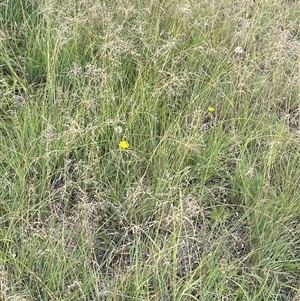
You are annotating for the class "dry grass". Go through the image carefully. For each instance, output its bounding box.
[1,0,300,300]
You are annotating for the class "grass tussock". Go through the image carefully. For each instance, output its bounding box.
[1,0,300,300]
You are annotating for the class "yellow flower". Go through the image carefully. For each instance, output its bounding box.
[119,140,129,149]
[207,106,215,113]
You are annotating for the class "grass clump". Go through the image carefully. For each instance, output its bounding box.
[1,0,300,300]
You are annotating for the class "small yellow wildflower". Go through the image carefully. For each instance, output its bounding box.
[207,106,215,113]
[119,140,129,149]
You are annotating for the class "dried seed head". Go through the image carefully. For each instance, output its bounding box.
[234,46,244,55]
[114,126,123,134]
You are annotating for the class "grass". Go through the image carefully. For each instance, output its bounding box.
[0,0,300,300]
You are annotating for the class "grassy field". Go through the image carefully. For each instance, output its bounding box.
[1,0,300,300]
